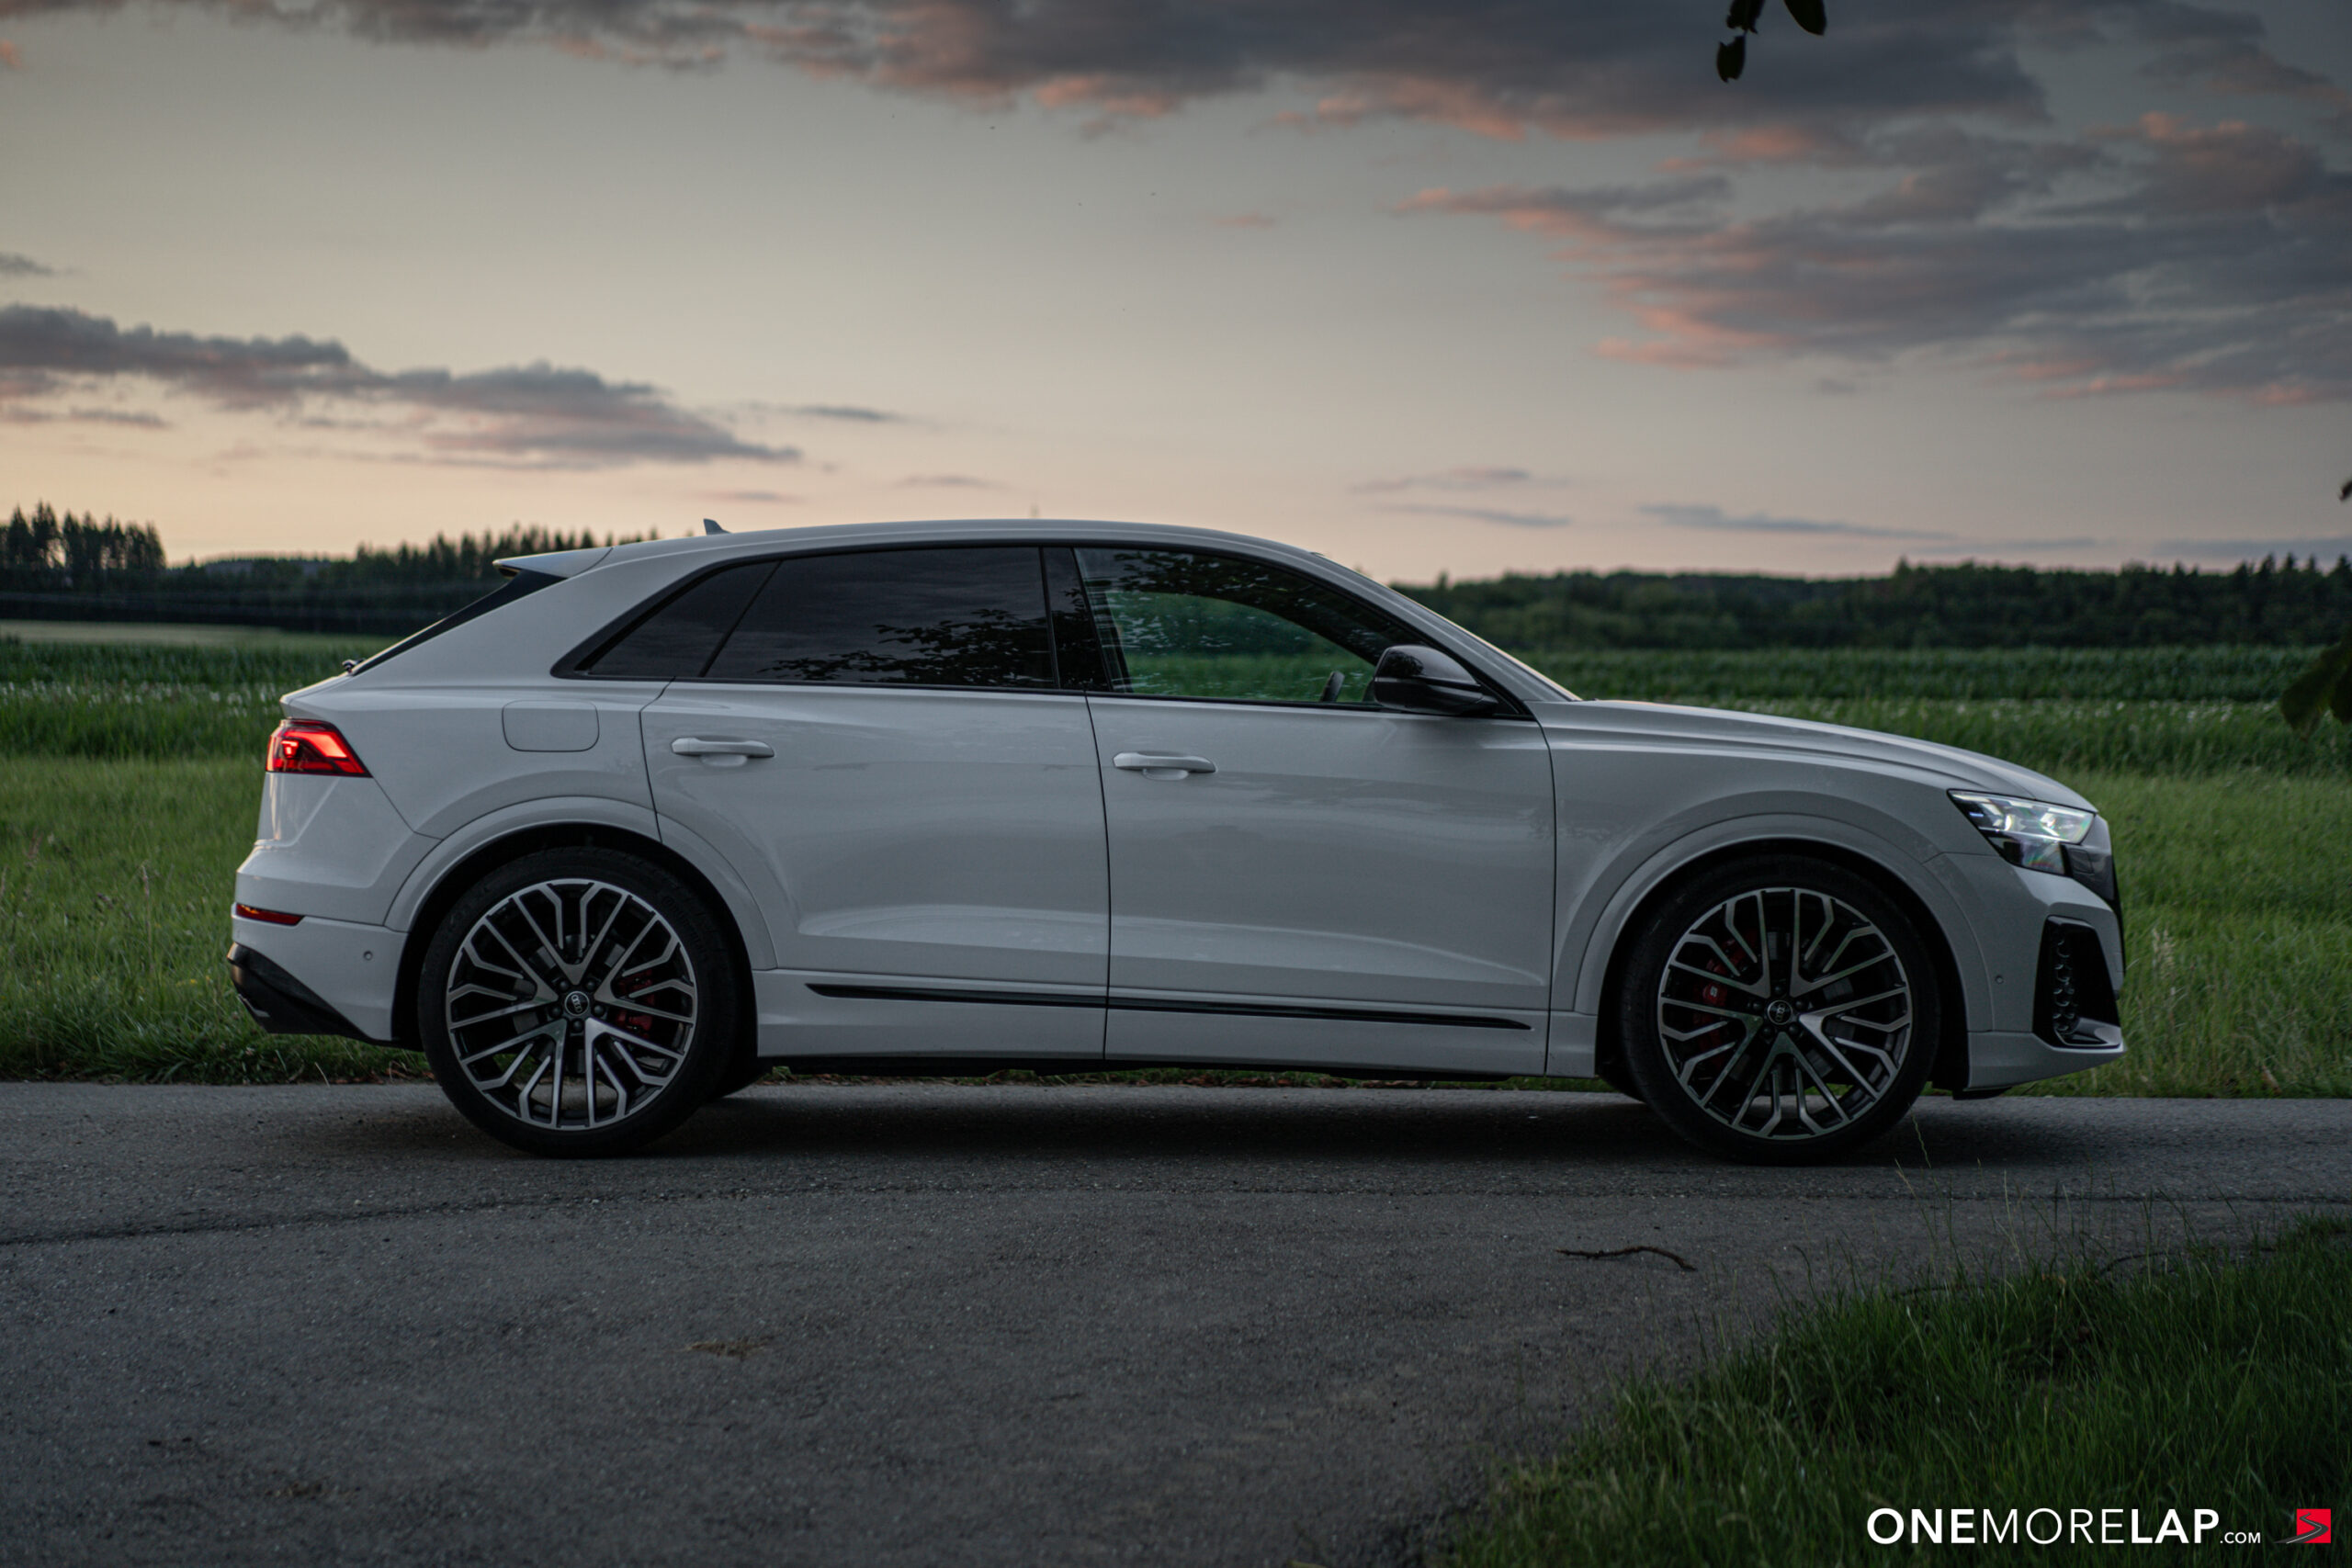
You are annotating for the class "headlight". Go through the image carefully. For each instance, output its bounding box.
[1949,791,2095,874]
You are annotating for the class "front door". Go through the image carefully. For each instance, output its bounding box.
[629,545,1108,1061]
[1072,547,1555,1075]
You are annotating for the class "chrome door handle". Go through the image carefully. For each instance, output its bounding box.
[1113,752,1216,779]
[672,738,775,758]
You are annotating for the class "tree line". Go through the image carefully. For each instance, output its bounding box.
[0,510,650,635]
[5,501,2348,649]
[3,504,168,577]
[1405,556,2352,650]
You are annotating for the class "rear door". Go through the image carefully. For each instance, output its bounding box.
[617,546,1108,1062]
[1072,547,1555,1076]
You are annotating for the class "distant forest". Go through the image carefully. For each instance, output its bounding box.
[1407,556,2352,649]
[4,502,2348,648]
[1,505,647,635]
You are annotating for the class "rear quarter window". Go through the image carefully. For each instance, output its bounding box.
[569,561,777,680]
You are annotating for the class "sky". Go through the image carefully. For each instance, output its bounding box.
[1,0,2348,583]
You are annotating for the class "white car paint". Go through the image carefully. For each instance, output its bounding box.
[232,517,2125,1100]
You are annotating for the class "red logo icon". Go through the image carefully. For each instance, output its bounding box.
[2290,1509,2332,1545]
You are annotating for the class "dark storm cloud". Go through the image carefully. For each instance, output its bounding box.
[0,252,55,276]
[1403,113,2352,401]
[0,0,2052,134]
[0,304,798,466]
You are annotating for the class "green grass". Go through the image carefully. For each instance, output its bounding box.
[2022,771,2352,1097]
[1530,645,2326,703]
[1,636,2346,1090]
[0,757,2341,1094]
[0,758,421,1082]
[1446,1219,2352,1567]
[10,637,2348,776]
[0,634,385,761]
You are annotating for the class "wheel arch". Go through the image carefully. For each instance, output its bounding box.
[1583,833,1974,1096]
[386,807,764,1051]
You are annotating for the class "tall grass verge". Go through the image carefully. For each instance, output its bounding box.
[1445,1218,2352,1567]
[0,758,421,1081]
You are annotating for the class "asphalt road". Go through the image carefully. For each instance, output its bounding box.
[3,1082,2346,1567]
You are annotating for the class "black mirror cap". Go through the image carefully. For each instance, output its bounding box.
[1371,644,1501,716]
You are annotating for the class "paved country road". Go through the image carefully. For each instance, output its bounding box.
[2,1084,2346,1568]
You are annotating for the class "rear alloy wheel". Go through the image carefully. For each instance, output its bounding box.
[421,848,739,1156]
[1618,856,1939,1163]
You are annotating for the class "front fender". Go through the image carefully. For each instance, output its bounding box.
[1558,808,1996,1036]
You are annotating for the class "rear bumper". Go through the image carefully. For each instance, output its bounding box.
[227,943,373,1041]
[224,910,407,1043]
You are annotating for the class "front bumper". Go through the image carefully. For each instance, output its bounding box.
[1962,1025,2126,1093]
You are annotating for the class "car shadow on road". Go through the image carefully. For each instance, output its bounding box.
[623,1085,2117,1178]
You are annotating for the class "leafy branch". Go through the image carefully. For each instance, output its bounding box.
[1718,0,1827,83]
[2280,477,2352,737]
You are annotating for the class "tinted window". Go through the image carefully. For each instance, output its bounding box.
[580,560,775,680]
[1074,548,1413,704]
[707,547,1055,689]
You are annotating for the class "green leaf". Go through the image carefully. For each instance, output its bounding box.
[2280,633,2352,735]
[1783,0,1828,35]
[1717,35,1747,81]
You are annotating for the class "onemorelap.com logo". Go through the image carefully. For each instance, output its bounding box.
[1866,1506,2335,1547]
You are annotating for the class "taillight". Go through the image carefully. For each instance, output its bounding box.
[234,903,304,926]
[266,720,369,776]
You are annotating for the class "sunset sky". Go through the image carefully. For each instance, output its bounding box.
[2,0,2347,582]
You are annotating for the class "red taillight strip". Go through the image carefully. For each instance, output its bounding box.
[266,720,369,776]
[234,903,304,926]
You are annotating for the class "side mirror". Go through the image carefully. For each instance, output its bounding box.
[1370,645,1501,716]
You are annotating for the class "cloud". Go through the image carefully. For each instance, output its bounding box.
[1403,110,2352,402]
[1352,465,1544,494]
[786,402,900,422]
[0,252,51,276]
[2157,536,2352,562]
[1641,503,1951,540]
[1380,502,1572,528]
[898,472,1004,488]
[0,303,797,468]
[1213,212,1276,229]
[711,488,799,503]
[0,403,168,427]
[2132,0,2352,132]
[0,0,2047,139]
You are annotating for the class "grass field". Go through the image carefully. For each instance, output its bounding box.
[1,631,2346,1091]
[1443,1218,2352,1567]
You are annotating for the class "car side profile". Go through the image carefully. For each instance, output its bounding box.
[228,519,2124,1160]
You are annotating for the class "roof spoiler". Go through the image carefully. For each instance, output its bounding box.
[492,546,611,580]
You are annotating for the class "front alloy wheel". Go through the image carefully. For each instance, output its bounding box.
[1621,857,1939,1162]
[422,849,737,1155]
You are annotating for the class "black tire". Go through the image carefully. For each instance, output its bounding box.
[1616,854,1939,1164]
[420,847,740,1156]
[707,1050,774,1100]
[1595,1063,1647,1104]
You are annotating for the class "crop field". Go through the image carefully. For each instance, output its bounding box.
[1,630,2346,1094]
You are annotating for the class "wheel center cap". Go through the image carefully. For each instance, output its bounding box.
[562,990,592,1020]
[1765,998,1795,1026]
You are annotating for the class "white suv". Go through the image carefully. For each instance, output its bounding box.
[229,519,2124,1159]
